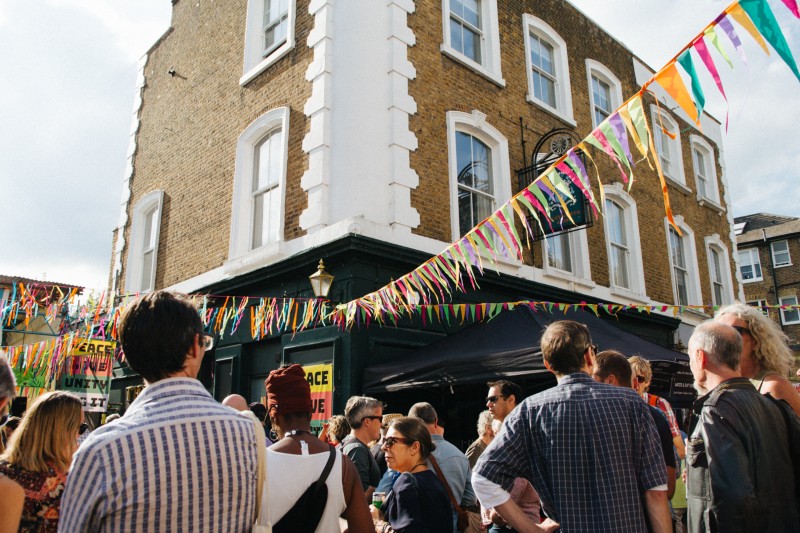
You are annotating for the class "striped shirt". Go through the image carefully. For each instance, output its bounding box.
[474,373,666,533]
[58,378,258,533]
[643,392,681,438]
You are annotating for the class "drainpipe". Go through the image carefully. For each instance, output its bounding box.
[764,229,783,329]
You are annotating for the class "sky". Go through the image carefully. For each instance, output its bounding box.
[0,0,798,291]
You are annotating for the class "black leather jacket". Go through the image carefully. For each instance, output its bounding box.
[686,378,799,532]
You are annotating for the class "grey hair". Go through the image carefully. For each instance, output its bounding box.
[476,410,493,437]
[715,303,794,375]
[344,396,382,429]
[0,353,16,401]
[690,321,742,371]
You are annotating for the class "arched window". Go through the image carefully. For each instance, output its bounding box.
[230,108,289,260]
[690,135,721,206]
[126,190,164,293]
[446,111,510,241]
[523,14,574,124]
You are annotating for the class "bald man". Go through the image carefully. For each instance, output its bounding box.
[222,394,249,411]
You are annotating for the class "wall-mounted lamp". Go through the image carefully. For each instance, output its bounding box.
[309,259,334,298]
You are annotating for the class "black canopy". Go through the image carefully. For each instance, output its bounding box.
[363,306,695,407]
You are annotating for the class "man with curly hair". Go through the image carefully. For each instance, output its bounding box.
[715,302,800,415]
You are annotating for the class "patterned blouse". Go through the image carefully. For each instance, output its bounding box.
[0,459,67,533]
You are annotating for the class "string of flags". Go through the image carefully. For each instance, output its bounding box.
[3,0,800,380]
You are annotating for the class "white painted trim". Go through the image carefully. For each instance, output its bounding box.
[737,248,764,283]
[664,215,702,306]
[704,234,735,306]
[440,0,505,86]
[125,190,164,293]
[229,107,290,261]
[112,54,148,295]
[603,183,647,299]
[779,294,800,325]
[585,59,623,129]
[241,0,297,86]
[650,105,686,186]
[445,110,511,242]
[541,230,593,286]
[522,13,574,124]
[771,239,792,268]
[689,134,721,206]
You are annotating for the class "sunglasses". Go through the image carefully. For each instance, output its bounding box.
[636,375,648,383]
[732,326,751,336]
[361,415,383,423]
[382,436,412,448]
[486,395,507,404]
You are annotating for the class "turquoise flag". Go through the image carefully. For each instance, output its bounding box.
[740,0,800,82]
[677,49,707,118]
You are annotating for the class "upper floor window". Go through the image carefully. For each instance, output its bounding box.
[546,233,572,272]
[747,299,769,317]
[651,106,685,186]
[441,0,504,86]
[126,190,164,294]
[446,111,511,242]
[690,135,720,205]
[665,217,701,306]
[586,60,623,128]
[738,248,762,282]
[523,15,574,124]
[771,240,792,267]
[603,184,647,298]
[780,294,800,325]
[705,236,734,307]
[230,108,289,260]
[241,0,296,85]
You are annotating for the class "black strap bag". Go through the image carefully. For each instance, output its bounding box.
[274,445,337,533]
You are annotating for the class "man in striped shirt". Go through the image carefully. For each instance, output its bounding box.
[59,291,259,532]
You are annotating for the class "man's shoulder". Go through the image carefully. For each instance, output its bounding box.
[524,377,641,407]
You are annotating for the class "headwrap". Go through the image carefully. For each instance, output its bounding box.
[265,364,312,415]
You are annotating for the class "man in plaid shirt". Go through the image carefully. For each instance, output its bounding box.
[473,320,671,533]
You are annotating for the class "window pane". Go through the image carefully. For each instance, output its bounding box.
[458,188,473,236]
[463,0,480,28]
[472,138,492,193]
[456,133,493,236]
[456,132,473,187]
[254,130,282,191]
[675,269,688,305]
[450,18,463,55]
[141,250,154,290]
[547,234,572,272]
[463,26,481,63]
[781,296,799,323]
[143,207,157,249]
[252,191,266,248]
[612,245,630,289]
[773,241,791,266]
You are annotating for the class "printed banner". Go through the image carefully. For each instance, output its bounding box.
[59,339,116,412]
[302,361,334,430]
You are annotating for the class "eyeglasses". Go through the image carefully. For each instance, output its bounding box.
[586,343,599,353]
[199,333,214,351]
[732,326,751,337]
[486,395,507,404]
[382,436,412,448]
[361,415,383,423]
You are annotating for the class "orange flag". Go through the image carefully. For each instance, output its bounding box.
[654,62,699,124]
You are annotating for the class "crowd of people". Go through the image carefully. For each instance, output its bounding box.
[0,290,799,532]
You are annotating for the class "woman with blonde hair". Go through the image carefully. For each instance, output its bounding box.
[0,391,82,532]
[715,302,800,415]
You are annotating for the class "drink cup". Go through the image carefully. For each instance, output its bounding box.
[372,491,386,510]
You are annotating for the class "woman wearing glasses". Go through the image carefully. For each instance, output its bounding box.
[0,391,82,532]
[370,417,451,533]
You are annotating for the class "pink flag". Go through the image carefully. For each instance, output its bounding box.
[781,0,800,18]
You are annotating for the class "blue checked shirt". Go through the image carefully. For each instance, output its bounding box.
[58,378,258,533]
[474,373,666,533]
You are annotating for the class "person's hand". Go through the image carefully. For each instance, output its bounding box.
[319,423,330,442]
[369,504,384,521]
[539,518,560,533]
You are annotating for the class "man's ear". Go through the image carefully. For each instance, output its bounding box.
[696,348,707,369]
[543,358,553,373]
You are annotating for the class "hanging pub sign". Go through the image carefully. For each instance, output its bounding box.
[301,361,334,432]
[59,339,116,412]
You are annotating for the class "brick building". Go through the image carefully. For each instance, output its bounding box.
[108,0,738,435]
[735,213,800,364]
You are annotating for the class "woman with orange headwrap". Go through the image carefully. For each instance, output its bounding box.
[264,364,372,532]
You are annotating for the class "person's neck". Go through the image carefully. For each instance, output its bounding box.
[739,356,759,379]
[351,427,371,444]
[554,367,590,383]
[481,434,493,445]
[704,368,742,391]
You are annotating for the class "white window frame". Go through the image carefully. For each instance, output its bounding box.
[771,239,792,267]
[542,229,592,283]
[522,14,575,125]
[664,216,702,307]
[446,110,511,243]
[690,135,721,207]
[586,60,623,128]
[779,294,800,325]
[704,235,735,307]
[651,106,687,189]
[125,190,164,294]
[747,299,769,317]
[440,0,505,87]
[229,107,289,261]
[241,0,296,86]
[738,248,763,283]
[603,183,647,298]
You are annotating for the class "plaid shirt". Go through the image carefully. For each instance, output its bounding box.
[643,392,680,438]
[474,373,666,533]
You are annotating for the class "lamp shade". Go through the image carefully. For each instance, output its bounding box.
[309,259,334,298]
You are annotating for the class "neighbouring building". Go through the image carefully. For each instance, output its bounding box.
[735,213,800,367]
[108,0,738,443]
